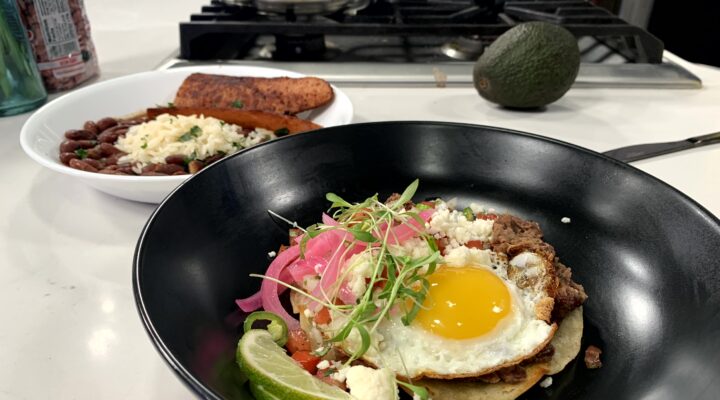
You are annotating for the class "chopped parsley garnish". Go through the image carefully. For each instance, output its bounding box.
[141,142,148,149]
[74,148,88,159]
[462,207,475,221]
[183,151,197,164]
[231,100,244,109]
[179,125,202,142]
[167,102,175,108]
[274,127,290,136]
[232,142,242,148]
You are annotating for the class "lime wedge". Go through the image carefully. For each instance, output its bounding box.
[249,381,281,400]
[237,329,352,400]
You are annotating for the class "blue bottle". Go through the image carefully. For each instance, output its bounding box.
[0,0,47,116]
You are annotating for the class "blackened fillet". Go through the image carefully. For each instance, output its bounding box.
[174,73,334,115]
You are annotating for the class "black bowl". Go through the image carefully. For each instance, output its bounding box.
[134,122,720,400]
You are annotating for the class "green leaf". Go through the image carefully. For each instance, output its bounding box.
[231,100,244,108]
[351,324,371,360]
[178,132,194,142]
[190,125,202,136]
[74,148,87,159]
[348,227,377,243]
[325,193,352,209]
[463,207,476,221]
[396,381,429,400]
[392,179,419,210]
[401,280,430,326]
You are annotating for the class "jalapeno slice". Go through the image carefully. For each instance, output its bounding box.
[243,311,289,347]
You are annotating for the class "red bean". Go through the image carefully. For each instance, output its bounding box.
[68,159,98,172]
[96,117,118,131]
[81,158,104,169]
[85,146,103,159]
[97,126,128,144]
[104,152,126,166]
[153,164,185,175]
[60,140,96,153]
[64,129,96,140]
[60,152,78,165]
[83,121,100,135]
[165,155,186,165]
[99,142,122,156]
[188,160,204,174]
[98,168,129,175]
[141,171,167,176]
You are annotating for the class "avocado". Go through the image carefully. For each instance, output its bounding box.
[473,22,580,109]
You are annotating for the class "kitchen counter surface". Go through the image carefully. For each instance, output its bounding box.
[1,1,719,399]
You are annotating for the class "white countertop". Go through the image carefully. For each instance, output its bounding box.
[1,1,719,399]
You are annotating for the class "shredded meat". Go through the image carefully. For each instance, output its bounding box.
[584,345,603,369]
[523,344,555,365]
[490,214,555,261]
[496,365,528,384]
[553,260,589,320]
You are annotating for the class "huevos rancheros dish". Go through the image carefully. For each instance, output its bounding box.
[235,180,594,400]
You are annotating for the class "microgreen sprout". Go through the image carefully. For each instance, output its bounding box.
[258,179,441,363]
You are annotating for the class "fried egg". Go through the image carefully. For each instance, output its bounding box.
[318,214,558,379]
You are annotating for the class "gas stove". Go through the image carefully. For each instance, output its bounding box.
[159,0,701,88]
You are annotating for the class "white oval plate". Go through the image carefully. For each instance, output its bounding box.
[20,65,354,203]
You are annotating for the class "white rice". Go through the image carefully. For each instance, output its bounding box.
[115,113,275,170]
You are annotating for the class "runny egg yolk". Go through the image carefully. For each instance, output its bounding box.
[414,266,511,339]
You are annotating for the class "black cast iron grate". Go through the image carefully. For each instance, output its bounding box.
[179,0,663,63]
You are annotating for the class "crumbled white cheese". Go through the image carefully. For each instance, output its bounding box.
[444,246,493,267]
[344,252,374,298]
[267,250,277,258]
[427,202,494,251]
[561,217,571,224]
[468,202,485,214]
[388,237,432,260]
[303,308,314,318]
[316,360,330,370]
[345,366,399,400]
[539,376,553,388]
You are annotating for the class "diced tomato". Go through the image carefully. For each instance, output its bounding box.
[315,369,347,390]
[435,238,447,255]
[477,213,498,221]
[466,240,484,249]
[292,351,321,374]
[286,328,312,353]
[314,307,332,325]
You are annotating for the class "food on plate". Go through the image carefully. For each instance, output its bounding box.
[147,107,321,134]
[174,73,334,114]
[473,21,580,109]
[236,180,589,400]
[58,73,333,175]
[59,114,277,175]
[584,345,603,369]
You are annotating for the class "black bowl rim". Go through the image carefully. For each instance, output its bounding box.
[132,120,720,399]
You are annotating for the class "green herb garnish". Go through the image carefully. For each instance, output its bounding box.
[74,148,88,159]
[463,206,475,221]
[179,125,202,142]
[167,102,175,108]
[231,100,244,108]
[141,142,148,149]
[183,151,197,164]
[252,179,440,364]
